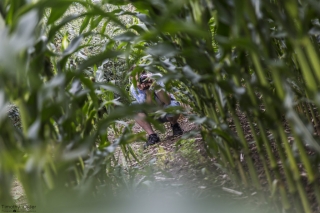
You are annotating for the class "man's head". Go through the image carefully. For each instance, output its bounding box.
[129,65,153,90]
[139,74,148,84]
[138,73,153,90]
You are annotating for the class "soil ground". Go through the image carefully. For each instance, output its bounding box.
[9,114,292,213]
[115,115,281,213]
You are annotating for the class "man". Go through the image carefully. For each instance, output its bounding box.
[130,70,183,147]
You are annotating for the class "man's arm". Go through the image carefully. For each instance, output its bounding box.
[145,89,155,104]
[155,90,171,105]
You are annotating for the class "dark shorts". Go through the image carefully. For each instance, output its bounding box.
[131,100,180,123]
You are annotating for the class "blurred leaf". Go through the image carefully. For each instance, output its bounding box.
[62,35,83,56]
[146,43,177,57]
[47,2,72,25]
[114,31,137,41]
[78,50,122,71]
[80,16,91,34]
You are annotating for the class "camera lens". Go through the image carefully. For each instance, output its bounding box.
[144,85,150,90]
[139,75,147,84]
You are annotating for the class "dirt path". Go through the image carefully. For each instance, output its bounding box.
[10,116,277,213]
[123,116,278,213]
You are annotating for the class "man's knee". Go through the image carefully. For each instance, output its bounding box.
[135,112,147,120]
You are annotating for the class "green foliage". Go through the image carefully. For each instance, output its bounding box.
[1,0,320,212]
[176,139,205,166]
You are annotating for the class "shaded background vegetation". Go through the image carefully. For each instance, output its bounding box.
[1,0,320,212]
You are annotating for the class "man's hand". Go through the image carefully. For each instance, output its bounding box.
[137,73,153,91]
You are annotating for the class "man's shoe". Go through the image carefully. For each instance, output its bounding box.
[171,123,183,136]
[144,133,160,148]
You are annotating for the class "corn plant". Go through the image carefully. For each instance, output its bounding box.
[1,0,320,212]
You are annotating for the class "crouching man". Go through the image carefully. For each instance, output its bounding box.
[130,70,183,148]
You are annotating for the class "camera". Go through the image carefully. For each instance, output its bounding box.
[139,74,153,90]
[139,74,152,84]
